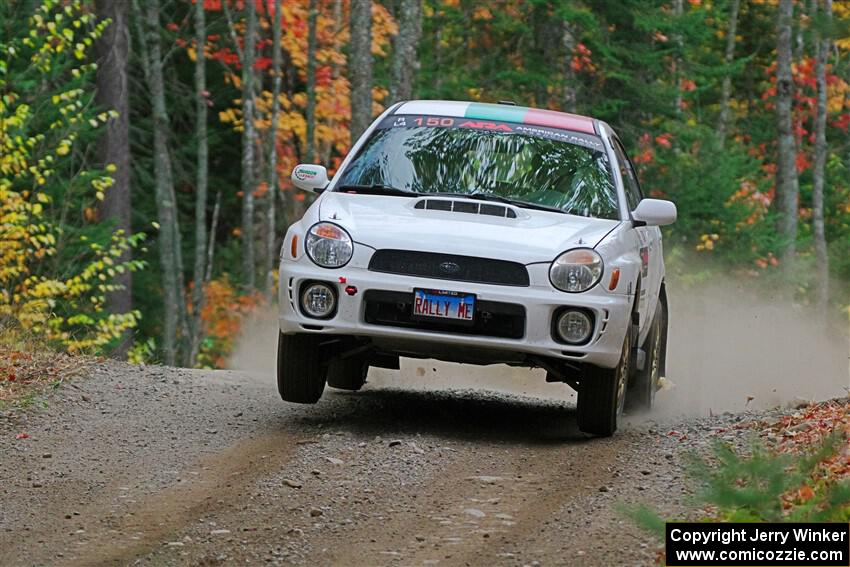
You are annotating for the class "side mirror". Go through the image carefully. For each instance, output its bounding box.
[632,198,677,227]
[291,164,329,192]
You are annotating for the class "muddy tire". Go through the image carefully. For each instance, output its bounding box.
[626,300,666,412]
[277,332,326,403]
[326,356,368,391]
[577,330,631,437]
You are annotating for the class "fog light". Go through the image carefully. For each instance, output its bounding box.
[300,282,336,319]
[556,309,593,344]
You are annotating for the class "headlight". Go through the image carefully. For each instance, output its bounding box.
[305,222,353,268]
[549,249,603,293]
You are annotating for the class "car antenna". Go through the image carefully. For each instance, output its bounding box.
[497,100,517,106]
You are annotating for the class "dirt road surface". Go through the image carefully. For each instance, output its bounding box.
[0,359,800,566]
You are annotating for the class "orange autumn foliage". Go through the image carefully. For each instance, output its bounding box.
[206,0,397,195]
[197,277,264,369]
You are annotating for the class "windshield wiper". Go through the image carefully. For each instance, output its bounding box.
[336,184,421,197]
[431,192,568,215]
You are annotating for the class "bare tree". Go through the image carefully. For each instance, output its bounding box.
[264,0,284,299]
[189,0,209,365]
[136,0,187,365]
[389,0,422,103]
[717,0,741,146]
[319,0,344,165]
[306,0,318,162]
[775,0,800,265]
[812,0,832,313]
[95,0,132,357]
[225,0,259,291]
[206,191,222,284]
[561,20,577,113]
[349,0,373,141]
[673,0,684,116]
[530,2,560,108]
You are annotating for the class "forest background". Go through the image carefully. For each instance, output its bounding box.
[2,0,849,368]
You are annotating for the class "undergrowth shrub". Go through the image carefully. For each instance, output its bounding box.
[0,0,145,353]
[627,430,850,564]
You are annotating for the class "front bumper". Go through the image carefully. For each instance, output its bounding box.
[279,255,632,369]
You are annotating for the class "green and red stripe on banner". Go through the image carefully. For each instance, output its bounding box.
[394,101,596,135]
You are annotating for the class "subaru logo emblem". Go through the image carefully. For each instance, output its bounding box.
[439,261,461,275]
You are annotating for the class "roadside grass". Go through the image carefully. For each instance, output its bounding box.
[0,329,90,413]
[626,398,850,565]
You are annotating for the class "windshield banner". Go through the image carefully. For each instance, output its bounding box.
[379,114,604,151]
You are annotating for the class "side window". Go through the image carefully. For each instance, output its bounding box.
[612,138,643,211]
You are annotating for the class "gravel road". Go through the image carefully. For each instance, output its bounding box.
[0,359,784,566]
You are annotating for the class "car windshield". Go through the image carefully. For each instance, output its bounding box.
[335,115,619,219]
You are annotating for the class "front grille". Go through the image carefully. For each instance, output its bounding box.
[363,290,525,339]
[368,250,530,287]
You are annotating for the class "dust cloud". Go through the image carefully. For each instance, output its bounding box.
[662,282,848,416]
[229,281,848,417]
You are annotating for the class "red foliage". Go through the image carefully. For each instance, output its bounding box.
[834,113,850,131]
[654,133,673,149]
[570,43,596,73]
[795,152,812,174]
[254,56,272,71]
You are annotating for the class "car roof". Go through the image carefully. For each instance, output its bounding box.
[392,100,598,136]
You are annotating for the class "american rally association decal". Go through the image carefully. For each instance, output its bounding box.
[378,115,603,151]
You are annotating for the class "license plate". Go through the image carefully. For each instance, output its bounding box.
[412,289,475,323]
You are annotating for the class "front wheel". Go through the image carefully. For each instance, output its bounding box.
[626,299,666,412]
[277,332,326,403]
[577,330,631,437]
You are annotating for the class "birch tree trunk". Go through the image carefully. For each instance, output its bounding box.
[140,0,186,366]
[717,0,740,147]
[241,0,258,291]
[320,0,344,165]
[389,0,422,103]
[95,0,132,357]
[775,0,800,265]
[812,0,832,313]
[561,20,577,114]
[530,3,559,108]
[189,0,209,365]
[265,0,283,300]
[673,0,684,117]
[306,0,318,162]
[349,0,373,141]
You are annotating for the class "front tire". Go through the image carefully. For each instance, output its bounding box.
[277,332,326,403]
[577,330,631,437]
[625,299,666,412]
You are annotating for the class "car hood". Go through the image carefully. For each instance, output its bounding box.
[318,193,620,264]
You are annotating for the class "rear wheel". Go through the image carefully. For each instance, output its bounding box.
[326,355,368,391]
[626,299,666,412]
[577,330,631,437]
[277,332,326,403]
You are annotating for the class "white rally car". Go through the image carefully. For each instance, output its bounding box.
[277,100,676,436]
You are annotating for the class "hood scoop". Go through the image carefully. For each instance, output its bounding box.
[414,198,518,219]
